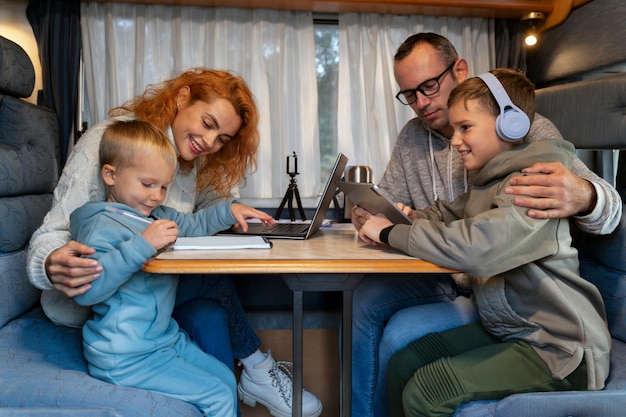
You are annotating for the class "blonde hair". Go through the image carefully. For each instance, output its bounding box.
[109,68,260,196]
[100,120,177,171]
[448,68,536,128]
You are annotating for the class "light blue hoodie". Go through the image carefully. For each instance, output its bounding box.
[70,199,236,370]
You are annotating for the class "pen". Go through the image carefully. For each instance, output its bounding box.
[105,206,153,225]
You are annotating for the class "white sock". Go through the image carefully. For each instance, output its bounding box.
[240,349,267,369]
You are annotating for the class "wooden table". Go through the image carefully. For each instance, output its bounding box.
[144,226,456,417]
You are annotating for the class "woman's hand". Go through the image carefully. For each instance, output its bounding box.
[45,241,103,297]
[231,203,275,232]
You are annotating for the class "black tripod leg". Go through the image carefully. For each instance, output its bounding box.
[275,187,293,220]
[293,187,306,221]
[287,186,296,222]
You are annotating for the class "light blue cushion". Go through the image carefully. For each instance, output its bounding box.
[0,409,122,417]
[0,308,203,417]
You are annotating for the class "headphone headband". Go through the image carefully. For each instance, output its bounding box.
[476,72,530,142]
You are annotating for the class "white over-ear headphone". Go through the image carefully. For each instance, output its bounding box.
[476,72,530,142]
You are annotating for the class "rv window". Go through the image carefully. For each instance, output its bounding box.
[315,16,339,183]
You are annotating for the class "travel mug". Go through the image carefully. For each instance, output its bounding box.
[343,165,373,220]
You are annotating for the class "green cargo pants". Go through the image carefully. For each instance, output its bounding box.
[387,321,587,417]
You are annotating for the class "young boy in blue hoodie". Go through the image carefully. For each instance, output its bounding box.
[358,68,611,417]
[70,119,274,417]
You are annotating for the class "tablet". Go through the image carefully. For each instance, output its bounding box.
[337,181,413,225]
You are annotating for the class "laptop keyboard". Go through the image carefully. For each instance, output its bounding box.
[266,223,310,234]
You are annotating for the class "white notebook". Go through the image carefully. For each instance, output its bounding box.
[173,235,272,250]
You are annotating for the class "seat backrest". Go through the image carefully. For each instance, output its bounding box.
[0,36,59,327]
[572,211,626,342]
[535,72,626,150]
[536,73,626,342]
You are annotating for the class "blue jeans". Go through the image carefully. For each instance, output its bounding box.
[174,298,235,371]
[351,273,461,417]
[375,296,479,417]
[174,274,261,362]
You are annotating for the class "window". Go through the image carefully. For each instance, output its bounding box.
[315,16,339,182]
[80,5,495,203]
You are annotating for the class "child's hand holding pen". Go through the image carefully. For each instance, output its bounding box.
[142,219,178,251]
[105,206,177,252]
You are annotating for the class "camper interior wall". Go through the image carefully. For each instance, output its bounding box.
[527,0,626,85]
[527,0,626,189]
[0,0,42,104]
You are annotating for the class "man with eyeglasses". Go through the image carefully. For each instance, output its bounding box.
[395,61,455,106]
[350,32,622,417]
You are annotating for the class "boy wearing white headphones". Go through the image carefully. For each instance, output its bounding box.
[358,68,611,417]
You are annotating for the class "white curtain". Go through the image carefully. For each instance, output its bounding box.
[80,3,495,200]
[337,14,495,181]
[80,3,318,199]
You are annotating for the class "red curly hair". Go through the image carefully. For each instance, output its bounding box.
[109,68,260,196]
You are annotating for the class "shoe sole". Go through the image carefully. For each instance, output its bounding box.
[237,384,323,417]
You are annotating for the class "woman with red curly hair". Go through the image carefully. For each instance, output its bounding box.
[28,68,322,417]
[113,68,259,197]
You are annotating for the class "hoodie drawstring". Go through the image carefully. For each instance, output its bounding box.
[428,130,439,202]
[428,129,469,203]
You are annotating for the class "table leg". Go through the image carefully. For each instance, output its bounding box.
[341,289,352,417]
[293,290,303,417]
[282,273,364,417]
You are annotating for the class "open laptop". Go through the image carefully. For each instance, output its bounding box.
[337,181,413,225]
[224,152,348,239]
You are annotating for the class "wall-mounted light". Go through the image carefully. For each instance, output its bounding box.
[525,27,539,46]
[522,12,545,47]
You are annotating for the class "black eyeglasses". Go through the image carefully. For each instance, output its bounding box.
[395,62,456,105]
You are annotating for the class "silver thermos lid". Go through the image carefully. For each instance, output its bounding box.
[343,165,373,220]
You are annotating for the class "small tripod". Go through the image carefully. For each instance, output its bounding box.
[275,152,306,221]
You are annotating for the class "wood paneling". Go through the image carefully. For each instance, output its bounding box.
[92,0,592,30]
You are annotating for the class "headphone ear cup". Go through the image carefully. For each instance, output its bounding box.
[477,72,531,142]
[497,107,530,142]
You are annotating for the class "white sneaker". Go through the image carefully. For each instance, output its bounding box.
[237,350,323,417]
